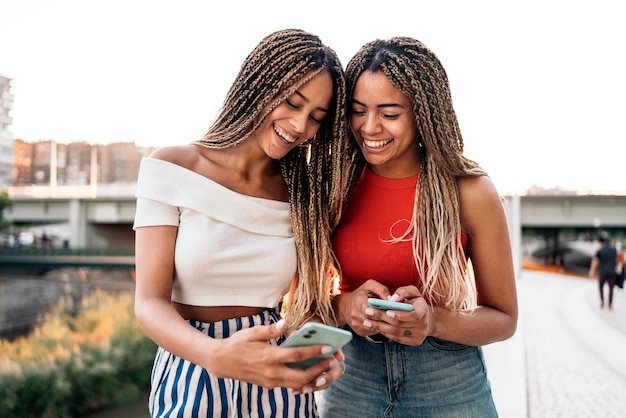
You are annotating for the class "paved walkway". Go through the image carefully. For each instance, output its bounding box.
[484,269,626,417]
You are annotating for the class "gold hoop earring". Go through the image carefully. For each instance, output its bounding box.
[298,134,316,148]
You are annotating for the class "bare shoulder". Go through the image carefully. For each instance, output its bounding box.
[458,175,507,229]
[149,145,201,171]
[458,175,502,205]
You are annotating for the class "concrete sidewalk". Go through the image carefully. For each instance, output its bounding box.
[483,308,527,417]
[483,269,626,418]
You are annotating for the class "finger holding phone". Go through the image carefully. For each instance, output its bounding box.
[294,349,346,394]
[332,279,391,338]
[365,285,433,345]
[207,319,341,391]
[282,322,351,393]
[393,285,434,343]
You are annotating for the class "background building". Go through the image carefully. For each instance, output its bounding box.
[13,139,154,187]
[0,75,14,187]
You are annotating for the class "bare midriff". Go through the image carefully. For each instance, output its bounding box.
[173,302,268,323]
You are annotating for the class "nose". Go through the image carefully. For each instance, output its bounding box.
[360,112,380,135]
[289,113,307,134]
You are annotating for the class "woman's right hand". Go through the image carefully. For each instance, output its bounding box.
[204,319,340,392]
[334,279,390,337]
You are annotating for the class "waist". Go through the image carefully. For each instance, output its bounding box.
[183,309,282,340]
[173,302,268,323]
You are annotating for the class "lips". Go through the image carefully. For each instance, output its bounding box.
[274,124,298,145]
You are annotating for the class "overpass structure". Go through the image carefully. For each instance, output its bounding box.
[517,194,626,228]
[5,196,137,249]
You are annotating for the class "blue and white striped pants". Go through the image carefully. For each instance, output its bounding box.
[149,309,318,417]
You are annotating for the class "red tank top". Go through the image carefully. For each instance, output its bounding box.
[333,168,420,294]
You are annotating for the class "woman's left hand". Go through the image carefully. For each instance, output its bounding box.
[295,350,346,394]
[364,285,433,346]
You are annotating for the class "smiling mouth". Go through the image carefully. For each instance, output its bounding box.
[363,138,393,149]
[274,124,298,144]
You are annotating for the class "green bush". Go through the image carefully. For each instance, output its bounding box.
[0,289,156,417]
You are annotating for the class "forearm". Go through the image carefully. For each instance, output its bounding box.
[430,305,517,347]
[135,298,218,370]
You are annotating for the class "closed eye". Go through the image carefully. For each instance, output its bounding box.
[310,115,323,124]
[286,97,325,124]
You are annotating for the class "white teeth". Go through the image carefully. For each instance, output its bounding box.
[364,138,392,149]
[274,125,297,144]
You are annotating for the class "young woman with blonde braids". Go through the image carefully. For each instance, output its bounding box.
[318,37,518,417]
[133,29,351,417]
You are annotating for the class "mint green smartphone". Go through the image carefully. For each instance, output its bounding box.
[282,322,352,369]
[367,298,414,311]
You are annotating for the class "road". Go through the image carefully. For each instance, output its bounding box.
[484,269,626,417]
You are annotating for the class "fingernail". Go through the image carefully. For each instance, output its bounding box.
[363,320,372,328]
[365,308,374,316]
[389,294,399,301]
[316,377,327,387]
[321,345,333,354]
[303,386,314,393]
[387,311,395,318]
[274,319,286,329]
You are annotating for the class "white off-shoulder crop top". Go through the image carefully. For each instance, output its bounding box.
[133,157,297,308]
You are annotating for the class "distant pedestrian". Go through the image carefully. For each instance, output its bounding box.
[588,236,617,309]
[616,242,624,290]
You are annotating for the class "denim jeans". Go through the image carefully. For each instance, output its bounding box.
[317,331,497,418]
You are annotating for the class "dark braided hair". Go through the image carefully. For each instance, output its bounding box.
[343,37,487,310]
[194,29,350,329]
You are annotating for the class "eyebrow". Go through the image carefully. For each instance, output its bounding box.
[294,90,329,113]
[352,98,405,109]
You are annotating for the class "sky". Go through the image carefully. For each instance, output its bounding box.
[1,0,625,195]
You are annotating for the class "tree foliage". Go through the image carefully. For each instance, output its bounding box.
[0,189,12,230]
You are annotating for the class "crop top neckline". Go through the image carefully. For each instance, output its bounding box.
[363,166,419,190]
[135,157,292,237]
[153,157,290,207]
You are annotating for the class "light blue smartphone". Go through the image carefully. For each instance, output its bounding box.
[282,322,353,369]
[367,298,414,312]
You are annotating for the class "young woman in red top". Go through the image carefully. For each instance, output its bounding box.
[318,37,518,417]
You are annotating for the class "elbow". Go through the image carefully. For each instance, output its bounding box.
[484,303,518,343]
[501,308,519,341]
[134,301,153,337]
[504,319,518,340]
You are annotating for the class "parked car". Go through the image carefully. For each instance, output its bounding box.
[17,231,35,247]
